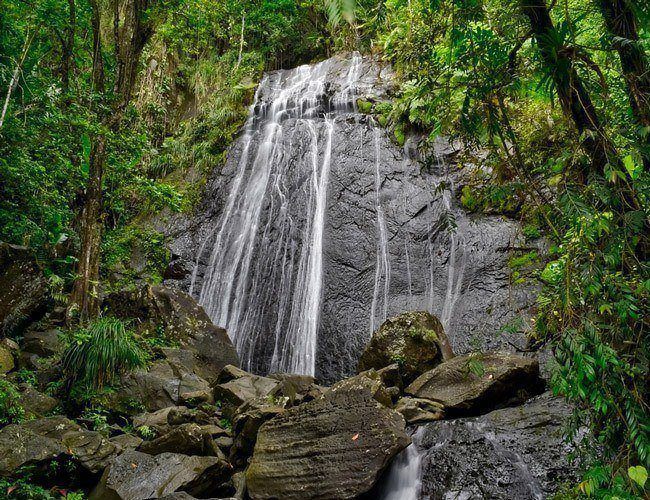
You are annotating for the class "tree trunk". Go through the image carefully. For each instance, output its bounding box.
[521,0,617,177]
[60,0,76,95]
[69,136,106,320]
[69,0,154,322]
[597,0,650,128]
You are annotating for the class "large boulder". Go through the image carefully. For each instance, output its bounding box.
[110,358,213,414]
[104,285,239,382]
[0,416,117,476]
[246,377,410,499]
[16,383,59,417]
[213,371,279,418]
[418,393,582,498]
[229,397,288,468]
[394,397,444,425]
[358,311,448,385]
[139,423,219,457]
[90,450,231,499]
[0,243,49,335]
[21,328,63,358]
[406,352,544,416]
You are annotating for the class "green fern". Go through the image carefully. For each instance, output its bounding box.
[61,317,147,389]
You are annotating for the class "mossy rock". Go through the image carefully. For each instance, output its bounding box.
[357,311,445,385]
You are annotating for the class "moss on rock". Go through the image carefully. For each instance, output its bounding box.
[357,311,445,385]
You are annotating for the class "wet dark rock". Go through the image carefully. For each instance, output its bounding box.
[110,358,213,414]
[139,423,218,457]
[213,373,279,418]
[0,243,50,335]
[246,376,410,499]
[167,406,220,426]
[16,383,59,417]
[61,430,118,473]
[394,397,444,424]
[109,433,144,453]
[104,284,239,382]
[406,352,544,417]
[22,328,63,358]
[417,393,581,499]
[358,311,446,385]
[90,450,231,500]
[329,370,393,407]
[0,416,117,476]
[216,364,250,384]
[229,397,288,468]
[133,406,176,434]
[0,418,70,475]
[268,373,324,406]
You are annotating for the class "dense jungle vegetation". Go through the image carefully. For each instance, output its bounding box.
[0,0,648,497]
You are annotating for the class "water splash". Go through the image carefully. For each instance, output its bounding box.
[379,427,425,500]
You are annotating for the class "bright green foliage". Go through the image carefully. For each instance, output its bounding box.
[0,378,25,425]
[61,317,147,389]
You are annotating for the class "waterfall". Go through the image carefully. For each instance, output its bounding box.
[370,128,391,335]
[191,54,363,376]
[184,52,519,382]
[379,427,425,500]
[438,157,466,334]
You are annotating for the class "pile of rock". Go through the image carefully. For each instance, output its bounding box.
[0,279,575,500]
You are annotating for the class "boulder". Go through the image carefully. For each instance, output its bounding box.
[110,359,213,414]
[0,243,49,335]
[246,378,410,499]
[139,423,217,457]
[22,328,63,358]
[16,384,59,417]
[394,397,444,425]
[90,450,231,500]
[61,430,118,473]
[268,373,324,406]
[0,345,14,373]
[358,311,448,385]
[109,433,143,453]
[0,416,117,476]
[214,373,279,417]
[0,419,69,475]
[418,393,582,499]
[406,352,544,416]
[104,285,239,382]
[229,397,287,468]
[329,370,393,407]
[133,406,177,431]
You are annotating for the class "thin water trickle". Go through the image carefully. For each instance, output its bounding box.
[370,128,391,335]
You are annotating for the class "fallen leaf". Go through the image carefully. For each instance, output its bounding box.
[352,433,359,441]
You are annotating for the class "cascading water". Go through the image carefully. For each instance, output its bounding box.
[370,128,391,335]
[184,52,531,381]
[190,54,363,376]
[378,427,425,500]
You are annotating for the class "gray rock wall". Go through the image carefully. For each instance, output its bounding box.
[166,53,537,383]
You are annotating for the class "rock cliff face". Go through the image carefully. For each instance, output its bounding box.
[165,53,537,383]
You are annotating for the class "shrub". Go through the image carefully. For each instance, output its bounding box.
[61,317,147,390]
[0,378,25,425]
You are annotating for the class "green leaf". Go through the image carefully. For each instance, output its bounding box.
[628,465,647,488]
[622,154,640,180]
